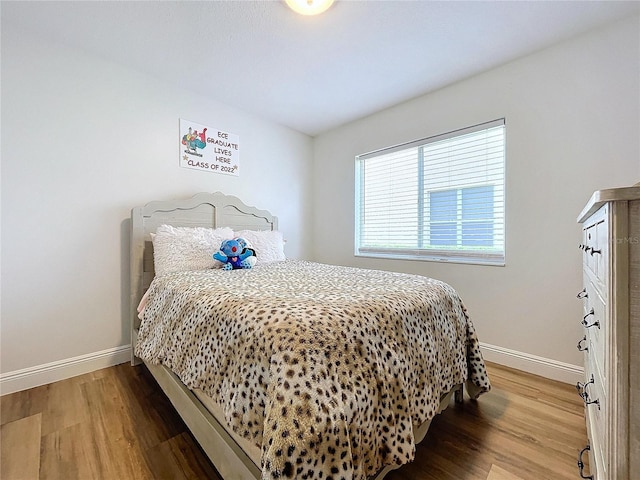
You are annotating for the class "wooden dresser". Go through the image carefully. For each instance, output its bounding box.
[577,186,639,480]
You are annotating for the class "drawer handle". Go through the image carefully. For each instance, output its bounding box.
[577,288,588,299]
[582,309,599,329]
[584,246,592,254]
[584,396,600,409]
[576,374,594,396]
[577,336,588,352]
[579,378,600,409]
[583,319,600,329]
[589,248,602,256]
[577,445,594,480]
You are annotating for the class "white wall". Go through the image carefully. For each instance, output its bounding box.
[312,16,640,381]
[2,15,638,392]
[0,26,313,382]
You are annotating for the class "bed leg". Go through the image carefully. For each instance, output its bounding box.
[131,348,143,366]
[454,384,464,404]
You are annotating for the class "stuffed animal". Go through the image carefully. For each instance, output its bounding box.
[213,237,256,270]
[235,237,257,268]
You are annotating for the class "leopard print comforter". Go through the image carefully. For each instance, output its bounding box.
[135,260,490,480]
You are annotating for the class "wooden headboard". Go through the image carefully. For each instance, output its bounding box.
[130,192,278,361]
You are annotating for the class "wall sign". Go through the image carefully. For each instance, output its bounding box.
[179,119,240,176]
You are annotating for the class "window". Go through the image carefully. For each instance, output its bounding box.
[355,119,505,265]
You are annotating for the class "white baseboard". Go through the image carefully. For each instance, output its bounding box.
[480,342,583,385]
[0,345,131,396]
[0,342,582,396]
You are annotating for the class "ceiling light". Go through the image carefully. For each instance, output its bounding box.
[285,0,335,16]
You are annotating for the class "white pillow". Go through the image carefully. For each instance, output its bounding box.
[234,230,286,265]
[152,225,234,275]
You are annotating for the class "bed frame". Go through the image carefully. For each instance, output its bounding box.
[130,192,460,480]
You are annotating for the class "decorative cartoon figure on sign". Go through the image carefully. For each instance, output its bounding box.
[182,127,207,157]
[179,119,240,176]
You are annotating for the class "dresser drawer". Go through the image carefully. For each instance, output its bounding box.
[583,360,608,480]
[580,279,607,383]
[594,214,608,288]
[581,204,608,299]
[583,223,598,278]
[586,412,607,480]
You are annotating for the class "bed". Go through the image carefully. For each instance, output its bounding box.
[130,192,490,480]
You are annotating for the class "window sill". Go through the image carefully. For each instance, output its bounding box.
[355,251,505,267]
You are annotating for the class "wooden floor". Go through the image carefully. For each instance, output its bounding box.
[1,361,588,480]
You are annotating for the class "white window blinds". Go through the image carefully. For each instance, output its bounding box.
[355,119,505,265]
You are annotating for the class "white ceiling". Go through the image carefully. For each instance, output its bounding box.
[3,1,639,136]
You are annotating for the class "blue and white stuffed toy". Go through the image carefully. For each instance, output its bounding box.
[213,237,256,270]
[234,237,257,268]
